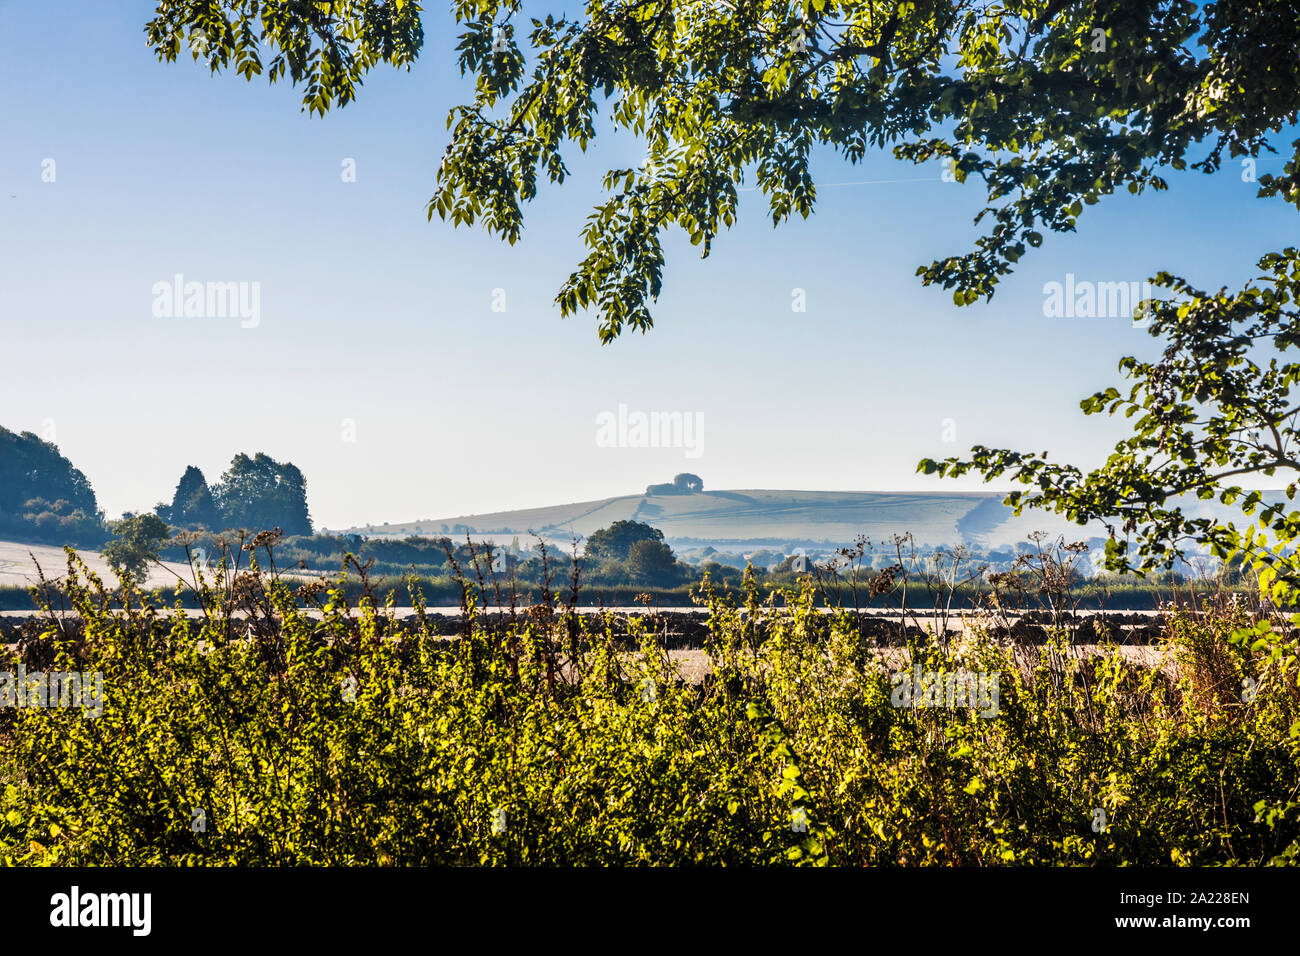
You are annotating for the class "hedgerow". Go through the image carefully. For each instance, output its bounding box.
[2,536,1297,866]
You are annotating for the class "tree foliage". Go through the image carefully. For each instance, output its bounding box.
[626,537,680,582]
[158,465,220,530]
[0,427,104,546]
[103,513,172,586]
[585,519,666,561]
[0,427,98,520]
[213,452,313,537]
[142,1,1300,338]
[144,0,425,117]
[429,0,1300,338]
[922,248,1300,607]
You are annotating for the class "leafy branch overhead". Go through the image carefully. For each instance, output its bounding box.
[144,0,425,117]
[147,1,1300,341]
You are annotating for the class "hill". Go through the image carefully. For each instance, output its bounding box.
[342,487,1096,552]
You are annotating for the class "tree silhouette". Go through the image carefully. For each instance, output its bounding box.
[213,452,313,537]
[586,520,664,562]
[159,465,219,530]
[673,473,703,493]
[626,538,679,584]
[0,426,97,518]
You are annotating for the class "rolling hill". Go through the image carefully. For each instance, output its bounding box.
[342,487,1099,553]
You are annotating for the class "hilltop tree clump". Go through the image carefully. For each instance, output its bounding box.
[646,473,704,496]
[674,473,703,493]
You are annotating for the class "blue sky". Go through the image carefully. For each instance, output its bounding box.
[2,2,1296,529]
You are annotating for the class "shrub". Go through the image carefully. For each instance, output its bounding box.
[1,540,1297,866]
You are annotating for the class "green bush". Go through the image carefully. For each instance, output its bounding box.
[1,541,1298,866]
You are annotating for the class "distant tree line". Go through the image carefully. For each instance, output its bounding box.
[0,423,313,561]
[156,453,312,537]
[101,453,314,581]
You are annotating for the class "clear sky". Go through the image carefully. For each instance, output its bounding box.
[2,2,1296,529]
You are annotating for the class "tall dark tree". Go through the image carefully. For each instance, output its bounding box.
[159,465,219,530]
[212,452,313,537]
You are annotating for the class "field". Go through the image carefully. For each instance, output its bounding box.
[0,539,193,592]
